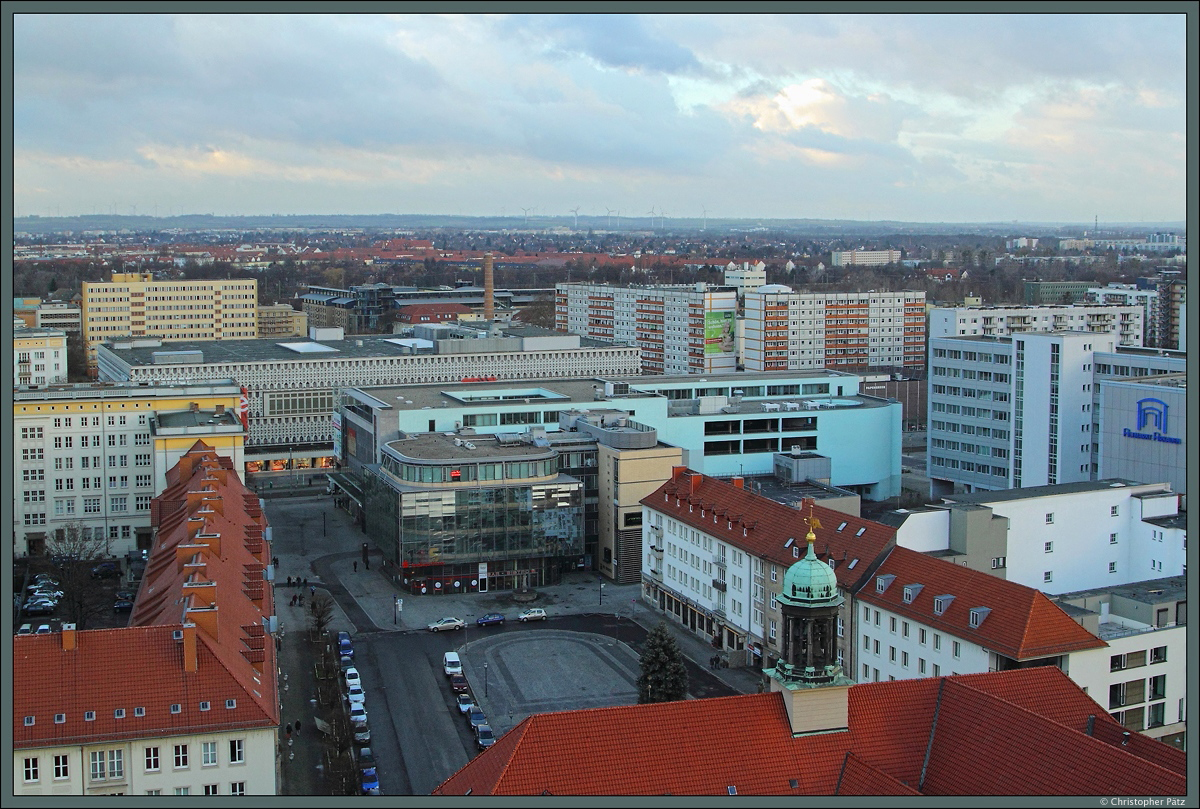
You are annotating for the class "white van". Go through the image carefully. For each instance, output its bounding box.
[443,651,462,677]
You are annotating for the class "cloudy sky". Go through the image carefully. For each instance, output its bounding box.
[12,12,1188,224]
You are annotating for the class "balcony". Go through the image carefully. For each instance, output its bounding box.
[712,578,727,592]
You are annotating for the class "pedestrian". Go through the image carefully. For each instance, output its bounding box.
[285,723,292,739]
[290,594,296,607]
[353,561,358,573]
[365,559,370,571]
[294,719,301,736]
[310,584,315,598]
[286,575,292,587]
[298,594,304,607]
[303,577,308,588]
[273,556,279,568]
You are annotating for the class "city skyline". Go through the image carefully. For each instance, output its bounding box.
[13,11,1189,223]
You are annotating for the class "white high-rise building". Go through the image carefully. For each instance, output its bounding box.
[555,282,738,375]
[830,249,902,267]
[744,287,926,372]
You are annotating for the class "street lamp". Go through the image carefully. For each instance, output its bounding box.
[599,581,604,606]
[484,662,489,697]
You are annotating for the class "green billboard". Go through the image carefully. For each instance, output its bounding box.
[704,311,735,355]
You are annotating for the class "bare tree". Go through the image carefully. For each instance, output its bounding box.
[308,592,336,639]
[45,522,114,630]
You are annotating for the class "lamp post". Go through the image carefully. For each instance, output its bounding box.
[599,581,604,606]
[484,662,489,697]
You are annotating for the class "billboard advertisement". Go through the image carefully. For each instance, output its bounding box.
[331,411,343,461]
[704,310,736,355]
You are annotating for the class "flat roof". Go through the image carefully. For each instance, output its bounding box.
[154,409,242,429]
[1054,575,1186,606]
[101,332,619,365]
[385,432,555,461]
[940,479,1155,505]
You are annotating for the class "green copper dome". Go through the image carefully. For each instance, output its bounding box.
[778,530,843,609]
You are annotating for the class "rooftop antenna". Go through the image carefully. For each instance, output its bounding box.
[570,206,580,229]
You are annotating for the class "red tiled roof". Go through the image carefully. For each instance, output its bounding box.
[858,546,1105,660]
[435,667,1185,796]
[14,441,278,749]
[642,470,895,591]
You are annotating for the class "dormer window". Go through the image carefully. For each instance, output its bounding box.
[134,707,145,717]
[792,546,799,558]
[225,699,237,710]
[969,607,992,628]
[54,714,65,724]
[902,584,923,604]
[199,702,211,712]
[114,709,125,719]
[24,716,35,726]
[170,704,182,714]
[84,711,96,722]
[875,574,896,593]
[933,595,954,615]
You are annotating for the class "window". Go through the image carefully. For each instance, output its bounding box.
[1043,571,1053,583]
[1110,653,1127,672]
[952,641,961,658]
[933,596,953,615]
[90,749,123,781]
[202,741,217,766]
[889,616,896,633]
[919,628,927,645]
[175,787,190,795]
[1045,513,1054,524]
[145,747,160,772]
[902,621,910,638]
[901,651,909,667]
[1151,646,1167,664]
[919,658,927,675]
[54,755,69,780]
[889,646,897,662]
[174,744,188,769]
[873,639,880,655]
[24,757,39,783]
[231,782,246,796]
[933,633,942,651]
[932,664,941,677]
[863,663,870,680]
[1149,674,1166,701]
[1109,562,1117,573]
[204,784,219,796]
[146,790,161,796]
[1044,541,1053,553]
[863,634,870,650]
[1110,533,1118,545]
[1111,505,1119,516]
[228,739,244,764]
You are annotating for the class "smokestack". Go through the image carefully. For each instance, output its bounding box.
[483,252,495,322]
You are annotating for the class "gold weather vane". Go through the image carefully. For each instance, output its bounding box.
[803,503,822,544]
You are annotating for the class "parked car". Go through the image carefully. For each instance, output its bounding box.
[449,673,469,693]
[357,747,376,775]
[456,693,476,714]
[442,651,462,676]
[113,599,135,613]
[337,630,354,659]
[23,600,56,616]
[360,770,380,795]
[476,613,505,627]
[345,667,361,689]
[518,608,547,622]
[349,704,368,726]
[466,706,487,730]
[34,573,60,586]
[339,655,355,673]
[17,624,33,635]
[91,562,121,580]
[354,724,371,745]
[475,724,496,750]
[36,624,52,635]
[427,617,465,632]
[115,590,135,601]
[346,685,366,706]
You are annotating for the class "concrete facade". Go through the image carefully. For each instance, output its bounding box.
[930,303,1144,347]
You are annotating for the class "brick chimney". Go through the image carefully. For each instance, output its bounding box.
[689,473,702,493]
[61,623,77,652]
[732,476,744,489]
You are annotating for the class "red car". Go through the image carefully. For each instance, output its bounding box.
[450,674,469,693]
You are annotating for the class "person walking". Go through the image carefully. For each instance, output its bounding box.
[287,575,292,587]
[353,561,358,573]
[294,719,301,736]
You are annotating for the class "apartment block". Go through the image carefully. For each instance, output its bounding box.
[14,327,68,386]
[744,287,925,372]
[14,382,244,558]
[830,249,902,267]
[555,282,738,375]
[82,273,258,371]
[254,303,307,339]
[930,303,1144,347]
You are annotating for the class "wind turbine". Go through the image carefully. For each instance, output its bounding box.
[605,207,614,229]
[658,209,667,231]
[702,206,708,231]
[521,206,531,225]
[646,206,657,230]
[570,207,580,229]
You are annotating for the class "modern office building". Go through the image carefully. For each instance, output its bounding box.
[930,303,1144,347]
[13,382,244,558]
[926,332,1185,496]
[1097,373,1188,495]
[34,302,84,334]
[82,273,259,372]
[362,431,586,594]
[555,282,738,375]
[13,444,280,797]
[94,326,640,475]
[830,249,902,267]
[14,327,69,386]
[743,287,926,372]
[337,369,903,503]
[1024,280,1094,305]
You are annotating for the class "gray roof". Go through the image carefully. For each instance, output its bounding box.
[939,479,1155,505]
[1053,575,1186,606]
[386,432,554,461]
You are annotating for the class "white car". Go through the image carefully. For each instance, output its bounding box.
[345,667,361,690]
[427,617,465,632]
[349,703,368,726]
[456,693,475,714]
[346,685,366,706]
[518,608,547,622]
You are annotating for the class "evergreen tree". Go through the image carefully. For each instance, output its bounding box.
[637,622,689,704]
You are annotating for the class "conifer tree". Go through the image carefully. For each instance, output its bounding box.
[637,622,689,703]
